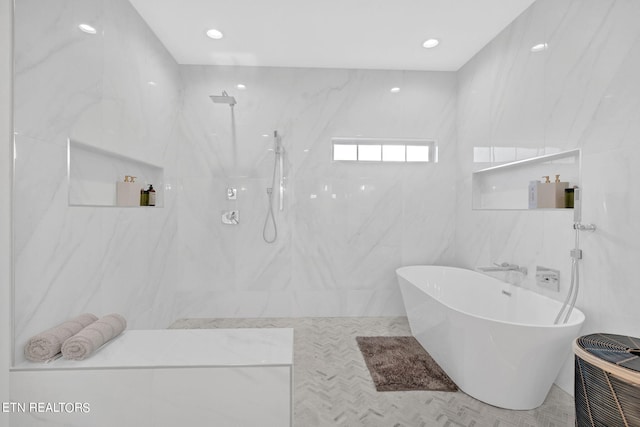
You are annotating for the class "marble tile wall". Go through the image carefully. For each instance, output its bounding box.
[456,0,640,392]
[175,65,458,319]
[12,0,182,363]
[17,0,636,400]
[11,0,458,365]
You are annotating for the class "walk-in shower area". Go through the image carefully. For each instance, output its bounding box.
[7,0,640,425]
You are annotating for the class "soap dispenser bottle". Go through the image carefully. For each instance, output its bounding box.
[148,184,156,207]
[552,175,569,208]
[536,176,555,208]
[537,175,569,208]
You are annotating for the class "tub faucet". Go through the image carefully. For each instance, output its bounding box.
[477,262,528,275]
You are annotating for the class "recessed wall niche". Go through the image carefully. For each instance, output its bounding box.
[472,149,580,210]
[68,139,164,207]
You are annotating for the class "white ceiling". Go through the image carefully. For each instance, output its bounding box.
[129,0,536,71]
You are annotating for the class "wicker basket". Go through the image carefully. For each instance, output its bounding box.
[574,334,640,426]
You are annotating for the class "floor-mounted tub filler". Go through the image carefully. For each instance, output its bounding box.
[397,265,585,410]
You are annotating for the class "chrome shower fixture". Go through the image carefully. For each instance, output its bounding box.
[262,130,284,243]
[554,186,596,325]
[210,91,237,106]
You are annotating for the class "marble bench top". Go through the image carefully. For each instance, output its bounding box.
[13,328,294,371]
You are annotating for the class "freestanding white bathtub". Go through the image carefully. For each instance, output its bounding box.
[396,265,585,410]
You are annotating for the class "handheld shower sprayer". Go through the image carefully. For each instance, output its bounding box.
[573,186,582,224]
[573,187,596,232]
[262,130,285,243]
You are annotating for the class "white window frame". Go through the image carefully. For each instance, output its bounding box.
[331,137,436,163]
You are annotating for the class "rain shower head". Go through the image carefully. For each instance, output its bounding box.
[210,91,236,106]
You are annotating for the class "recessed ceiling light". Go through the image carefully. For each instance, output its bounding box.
[78,24,97,34]
[236,84,246,90]
[530,43,548,52]
[422,38,440,49]
[206,28,224,40]
[390,87,400,93]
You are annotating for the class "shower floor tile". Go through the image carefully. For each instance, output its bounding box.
[169,317,574,427]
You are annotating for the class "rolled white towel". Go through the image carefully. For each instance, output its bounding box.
[61,313,127,360]
[24,313,98,362]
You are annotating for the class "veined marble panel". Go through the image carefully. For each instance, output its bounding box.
[11,328,294,427]
[13,0,182,362]
[456,0,640,394]
[177,65,458,319]
[13,0,104,144]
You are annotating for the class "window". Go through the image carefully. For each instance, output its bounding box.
[382,145,405,162]
[332,138,435,163]
[358,144,382,161]
[333,144,357,161]
[406,145,430,162]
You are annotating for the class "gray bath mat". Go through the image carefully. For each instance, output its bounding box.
[356,336,458,392]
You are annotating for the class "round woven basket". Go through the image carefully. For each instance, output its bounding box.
[574,334,640,426]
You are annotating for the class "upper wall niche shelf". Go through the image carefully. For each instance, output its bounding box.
[472,149,580,210]
[68,139,164,207]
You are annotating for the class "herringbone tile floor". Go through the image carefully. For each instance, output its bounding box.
[170,317,575,427]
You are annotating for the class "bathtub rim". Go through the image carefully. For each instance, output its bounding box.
[396,265,585,329]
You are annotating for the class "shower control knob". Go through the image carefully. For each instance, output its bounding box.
[222,210,239,225]
[227,187,237,200]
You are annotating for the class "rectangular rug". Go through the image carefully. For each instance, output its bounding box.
[356,336,458,392]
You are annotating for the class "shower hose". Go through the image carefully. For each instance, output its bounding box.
[262,148,279,244]
[554,227,580,324]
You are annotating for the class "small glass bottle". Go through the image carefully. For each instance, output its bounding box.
[565,188,575,208]
[140,187,149,206]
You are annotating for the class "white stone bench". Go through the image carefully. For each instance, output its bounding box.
[10,328,294,427]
